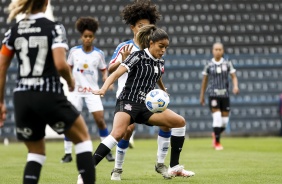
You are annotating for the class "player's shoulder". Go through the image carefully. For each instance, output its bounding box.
[115,39,134,50]
[94,47,105,56]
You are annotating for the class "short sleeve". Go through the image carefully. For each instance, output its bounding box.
[52,23,68,50]
[2,28,14,50]
[98,50,107,70]
[229,60,236,73]
[67,47,75,66]
[202,62,209,75]
[120,51,140,72]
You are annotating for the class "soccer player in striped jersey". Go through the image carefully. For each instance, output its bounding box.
[0,0,94,183]
[108,1,172,180]
[61,17,115,164]
[92,25,195,181]
[200,43,239,150]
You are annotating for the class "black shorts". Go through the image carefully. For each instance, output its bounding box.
[14,91,80,141]
[208,96,230,112]
[115,99,154,125]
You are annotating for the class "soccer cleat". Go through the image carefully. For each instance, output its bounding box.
[61,154,72,163]
[106,152,115,162]
[155,163,172,179]
[168,165,195,177]
[77,174,83,184]
[129,141,134,149]
[111,168,123,180]
[215,143,224,150]
[212,132,216,148]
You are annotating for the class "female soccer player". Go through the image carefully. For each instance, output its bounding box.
[0,0,95,183]
[93,25,195,180]
[108,0,190,180]
[200,42,239,150]
[61,17,114,163]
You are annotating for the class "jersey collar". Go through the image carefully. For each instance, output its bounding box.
[144,48,158,61]
[28,13,46,20]
[212,57,224,65]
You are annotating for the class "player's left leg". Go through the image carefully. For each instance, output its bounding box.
[155,126,171,179]
[61,136,73,163]
[23,139,46,184]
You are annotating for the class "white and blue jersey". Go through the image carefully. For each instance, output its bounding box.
[67,45,107,96]
[109,39,140,98]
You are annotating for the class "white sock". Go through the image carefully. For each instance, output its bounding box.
[115,146,128,169]
[212,111,222,127]
[64,140,72,154]
[222,117,229,127]
[129,130,135,144]
[157,136,170,163]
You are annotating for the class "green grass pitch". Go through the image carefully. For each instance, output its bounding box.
[0,137,281,184]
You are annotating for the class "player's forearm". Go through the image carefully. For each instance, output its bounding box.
[101,72,119,91]
[108,62,120,73]
[232,76,239,89]
[200,77,208,98]
[157,79,166,92]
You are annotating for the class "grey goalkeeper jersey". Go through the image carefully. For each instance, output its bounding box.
[202,58,236,97]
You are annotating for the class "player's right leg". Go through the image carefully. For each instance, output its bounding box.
[111,123,135,180]
[64,115,95,184]
[61,136,73,163]
[155,126,171,179]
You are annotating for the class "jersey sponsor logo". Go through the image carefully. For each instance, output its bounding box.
[76,67,94,75]
[124,104,132,111]
[77,86,94,93]
[16,127,33,138]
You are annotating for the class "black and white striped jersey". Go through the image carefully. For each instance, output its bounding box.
[2,13,68,93]
[202,57,236,97]
[119,48,164,103]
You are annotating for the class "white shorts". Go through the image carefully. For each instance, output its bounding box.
[67,93,104,112]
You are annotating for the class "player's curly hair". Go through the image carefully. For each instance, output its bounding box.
[137,25,169,50]
[121,0,161,26]
[75,17,99,34]
[7,0,46,23]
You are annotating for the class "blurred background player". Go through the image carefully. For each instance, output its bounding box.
[61,16,114,163]
[200,42,239,150]
[108,0,172,180]
[0,0,95,183]
[90,25,195,184]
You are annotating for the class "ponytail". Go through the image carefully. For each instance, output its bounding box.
[136,25,169,50]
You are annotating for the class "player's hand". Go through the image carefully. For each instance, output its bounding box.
[92,88,106,97]
[120,45,133,62]
[0,103,7,128]
[233,87,239,95]
[200,97,205,106]
[68,78,75,92]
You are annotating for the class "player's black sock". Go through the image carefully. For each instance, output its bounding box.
[23,161,42,184]
[170,135,185,167]
[213,127,221,143]
[77,152,95,184]
[93,143,111,166]
[220,127,226,134]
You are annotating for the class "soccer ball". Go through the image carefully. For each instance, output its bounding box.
[145,89,170,113]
